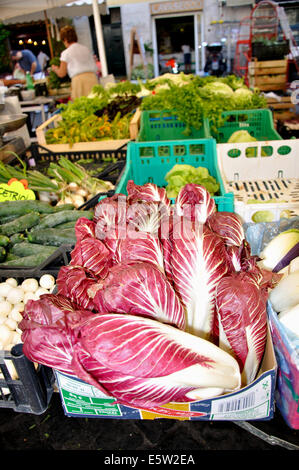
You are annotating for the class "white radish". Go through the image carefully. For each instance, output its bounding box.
[5,278,18,287]
[39,274,55,290]
[6,287,24,305]
[9,309,23,323]
[0,300,12,316]
[35,287,49,297]
[21,278,39,293]
[11,331,22,344]
[0,325,13,347]
[5,318,17,331]
[23,292,38,303]
[0,282,12,297]
[14,302,24,312]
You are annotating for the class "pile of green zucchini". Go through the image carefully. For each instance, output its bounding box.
[0,200,93,268]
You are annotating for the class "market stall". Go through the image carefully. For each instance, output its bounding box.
[0,65,298,452]
[1,0,109,77]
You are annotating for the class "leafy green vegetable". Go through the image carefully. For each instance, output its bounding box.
[202,81,234,98]
[228,130,257,144]
[227,130,268,157]
[140,75,267,137]
[164,164,219,199]
[45,93,139,145]
[48,57,67,90]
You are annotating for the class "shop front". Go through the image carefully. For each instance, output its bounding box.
[150,0,204,76]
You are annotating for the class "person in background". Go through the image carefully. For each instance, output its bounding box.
[51,25,98,101]
[94,55,101,79]
[10,49,43,79]
[181,44,191,73]
[37,49,50,72]
[12,62,26,81]
[204,51,226,77]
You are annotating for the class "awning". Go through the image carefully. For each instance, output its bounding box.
[1,1,107,24]
[0,0,108,77]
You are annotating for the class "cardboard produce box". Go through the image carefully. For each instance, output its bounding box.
[54,323,276,421]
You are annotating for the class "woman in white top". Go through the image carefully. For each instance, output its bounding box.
[51,25,98,101]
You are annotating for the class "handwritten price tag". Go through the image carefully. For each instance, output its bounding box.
[0,181,35,201]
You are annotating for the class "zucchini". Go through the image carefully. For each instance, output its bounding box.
[11,242,57,257]
[10,233,26,244]
[27,228,76,247]
[52,204,75,212]
[0,214,21,224]
[0,234,10,247]
[0,200,57,217]
[31,210,93,230]
[55,221,77,229]
[0,247,6,262]
[0,212,40,236]
[5,253,20,261]
[0,252,53,267]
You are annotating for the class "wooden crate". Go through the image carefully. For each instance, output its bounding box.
[266,96,296,121]
[128,107,141,140]
[35,108,141,153]
[248,59,288,91]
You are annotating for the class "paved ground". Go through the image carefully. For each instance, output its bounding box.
[0,393,298,452]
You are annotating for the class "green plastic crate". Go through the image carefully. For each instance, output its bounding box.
[213,108,282,143]
[137,110,212,142]
[115,139,234,212]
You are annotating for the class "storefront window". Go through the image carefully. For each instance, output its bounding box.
[153,13,203,76]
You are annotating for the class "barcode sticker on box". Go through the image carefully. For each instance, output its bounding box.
[210,375,272,421]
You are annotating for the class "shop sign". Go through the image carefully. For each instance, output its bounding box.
[0,180,35,202]
[150,0,203,15]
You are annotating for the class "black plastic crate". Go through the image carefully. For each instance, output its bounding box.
[0,244,73,278]
[0,193,115,276]
[0,343,54,414]
[28,143,127,185]
[0,273,56,414]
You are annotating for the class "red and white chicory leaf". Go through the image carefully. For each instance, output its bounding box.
[175,184,216,223]
[114,230,165,273]
[205,212,245,246]
[169,222,229,339]
[74,217,96,241]
[127,180,170,208]
[94,193,127,240]
[70,237,113,278]
[215,271,267,385]
[57,265,97,311]
[90,262,186,330]
[20,294,94,375]
[71,313,241,410]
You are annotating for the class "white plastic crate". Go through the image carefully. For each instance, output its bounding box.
[217,139,299,223]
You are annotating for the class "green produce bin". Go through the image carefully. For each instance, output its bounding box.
[115,139,234,212]
[213,109,282,143]
[137,110,212,142]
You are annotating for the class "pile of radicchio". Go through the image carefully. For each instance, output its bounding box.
[20,182,278,417]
